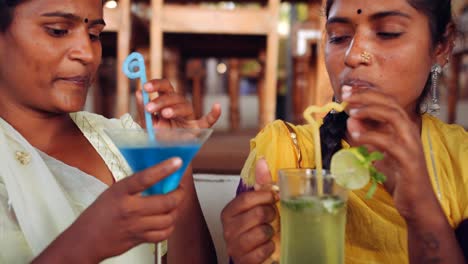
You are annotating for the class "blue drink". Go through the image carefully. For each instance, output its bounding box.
[106,128,212,196]
[119,144,200,195]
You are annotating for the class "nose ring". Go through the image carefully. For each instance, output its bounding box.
[360,51,372,63]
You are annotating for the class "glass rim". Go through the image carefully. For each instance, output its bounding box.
[104,127,214,133]
[104,127,213,147]
[278,168,333,178]
[104,127,214,138]
[278,168,348,198]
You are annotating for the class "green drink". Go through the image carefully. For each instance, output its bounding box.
[279,169,348,264]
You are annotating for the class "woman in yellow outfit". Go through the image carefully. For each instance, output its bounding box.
[221,0,468,263]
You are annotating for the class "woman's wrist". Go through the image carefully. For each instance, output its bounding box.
[32,224,100,264]
[395,170,443,223]
[62,221,102,263]
[401,195,447,227]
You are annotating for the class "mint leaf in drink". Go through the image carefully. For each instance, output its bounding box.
[281,198,317,212]
[367,151,385,162]
[357,146,369,157]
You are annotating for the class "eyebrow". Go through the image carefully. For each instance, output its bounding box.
[327,10,411,26]
[41,12,106,26]
[326,17,352,26]
[369,10,411,21]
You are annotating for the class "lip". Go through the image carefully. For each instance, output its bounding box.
[57,75,91,88]
[342,78,376,89]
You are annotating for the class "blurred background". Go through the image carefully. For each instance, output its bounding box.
[85,1,467,262]
[86,0,467,174]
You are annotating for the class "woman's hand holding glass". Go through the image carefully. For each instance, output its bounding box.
[342,86,441,221]
[221,159,278,264]
[136,79,221,129]
[38,158,186,263]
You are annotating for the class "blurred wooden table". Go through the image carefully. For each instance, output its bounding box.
[192,130,257,174]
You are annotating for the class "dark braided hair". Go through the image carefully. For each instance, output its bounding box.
[320,111,349,169]
[320,0,454,169]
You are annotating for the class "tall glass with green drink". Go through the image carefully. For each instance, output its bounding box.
[279,168,348,264]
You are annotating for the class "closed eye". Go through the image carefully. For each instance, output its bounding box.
[329,35,351,44]
[377,32,403,39]
[45,27,68,37]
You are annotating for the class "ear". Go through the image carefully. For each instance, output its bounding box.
[433,22,456,67]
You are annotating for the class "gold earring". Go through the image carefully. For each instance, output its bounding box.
[360,51,372,63]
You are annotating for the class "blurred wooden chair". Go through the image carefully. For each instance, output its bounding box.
[184,56,263,131]
[148,0,280,129]
[447,8,468,124]
[102,0,132,117]
[108,0,336,130]
[291,1,333,123]
[185,58,206,119]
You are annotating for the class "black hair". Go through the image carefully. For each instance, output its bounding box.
[320,0,454,169]
[0,0,24,32]
[0,0,105,32]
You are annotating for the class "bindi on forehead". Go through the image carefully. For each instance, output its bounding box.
[357,9,362,14]
[84,18,89,23]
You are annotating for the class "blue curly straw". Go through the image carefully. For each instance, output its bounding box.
[123,52,155,142]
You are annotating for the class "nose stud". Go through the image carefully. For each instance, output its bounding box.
[360,51,372,64]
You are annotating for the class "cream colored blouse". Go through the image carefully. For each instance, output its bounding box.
[0,112,156,263]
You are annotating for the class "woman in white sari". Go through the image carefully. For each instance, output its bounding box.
[0,0,220,263]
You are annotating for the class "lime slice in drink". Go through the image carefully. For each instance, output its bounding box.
[330,148,370,190]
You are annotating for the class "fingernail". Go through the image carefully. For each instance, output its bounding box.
[146,103,157,112]
[162,108,174,117]
[264,225,274,238]
[342,85,352,92]
[172,158,182,167]
[342,91,351,99]
[143,83,153,91]
[349,109,358,116]
[351,132,360,139]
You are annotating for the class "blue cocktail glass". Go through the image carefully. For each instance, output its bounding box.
[106,128,212,195]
